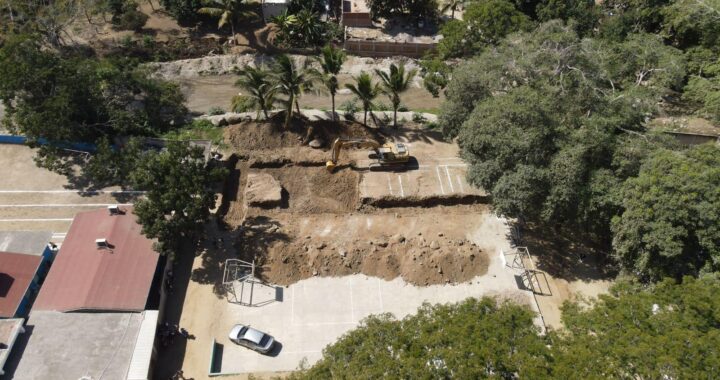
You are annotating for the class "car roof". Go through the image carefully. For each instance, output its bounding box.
[242,327,265,345]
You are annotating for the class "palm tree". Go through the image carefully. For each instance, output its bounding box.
[315,45,346,121]
[441,0,470,19]
[375,63,418,128]
[197,0,244,43]
[234,65,276,120]
[345,72,380,127]
[272,54,317,129]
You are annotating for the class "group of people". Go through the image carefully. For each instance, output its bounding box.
[159,322,192,347]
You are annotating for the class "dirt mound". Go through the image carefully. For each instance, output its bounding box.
[262,166,359,213]
[235,224,489,286]
[224,114,384,152]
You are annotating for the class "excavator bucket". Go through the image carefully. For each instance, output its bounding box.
[326,161,337,172]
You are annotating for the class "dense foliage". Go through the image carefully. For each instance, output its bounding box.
[554,276,720,378]
[437,0,532,58]
[366,0,440,23]
[292,277,720,378]
[431,0,720,281]
[612,145,720,281]
[294,297,551,379]
[130,141,226,254]
[0,35,187,145]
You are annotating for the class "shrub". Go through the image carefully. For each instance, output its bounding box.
[207,106,226,115]
[116,9,148,31]
[230,95,256,113]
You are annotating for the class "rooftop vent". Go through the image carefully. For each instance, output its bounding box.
[108,205,120,215]
[95,238,109,248]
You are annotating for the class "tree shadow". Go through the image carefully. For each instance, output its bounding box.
[385,126,446,144]
[518,223,617,282]
[190,216,291,297]
[151,240,196,379]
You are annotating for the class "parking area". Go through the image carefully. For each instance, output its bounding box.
[351,127,486,201]
[210,222,535,374]
[0,145,142,242]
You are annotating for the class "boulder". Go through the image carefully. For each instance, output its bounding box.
[244,173,283,208]
[429,240,440,250]
[309,139,324,148]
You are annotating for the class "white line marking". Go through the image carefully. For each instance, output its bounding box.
[445,166,454,193]
[0,190,144,194]
[386,173,394,196]
[397,175,405,197]
[291,286,295,326]
[0,218,73,222]
[0,203,134,208]
[435,166,446,195]
[456,175,465,193]
[349,278,356,324]
[377,281,384,313]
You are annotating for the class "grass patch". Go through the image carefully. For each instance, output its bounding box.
[163,119,225,146]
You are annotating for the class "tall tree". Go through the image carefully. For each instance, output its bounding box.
[440,21,685,237]
[611,144,720,281]
[234,65,277,120]
[291,297,551,379]
[345,72,380,126]
[315,44,346,121]
[271,54,317,129]
[440,0,470,19]
[553,276,720,378]
[197,0,245,43]
[375,63,418,127]
[130,142,226,254]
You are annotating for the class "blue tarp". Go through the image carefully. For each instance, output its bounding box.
[0,135,97,152]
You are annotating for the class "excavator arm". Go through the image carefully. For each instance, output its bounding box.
[326,138,381,171]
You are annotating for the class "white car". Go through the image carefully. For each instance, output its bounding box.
[228,324,275,354]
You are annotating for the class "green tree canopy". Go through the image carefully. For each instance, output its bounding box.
[0,34,187,144]
[611,144,720,281]
[437,0,531,58]
[293,297,551,379]
[553,276,720,378]
[440,21,685,237]
[130,141,226,254]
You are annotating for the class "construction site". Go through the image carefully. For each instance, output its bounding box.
[169,114,544,377]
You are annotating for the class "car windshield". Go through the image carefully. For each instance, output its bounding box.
[259,335,270,346]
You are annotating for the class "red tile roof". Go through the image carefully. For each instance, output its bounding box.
[33,208,159,312]
[0,252,42,318]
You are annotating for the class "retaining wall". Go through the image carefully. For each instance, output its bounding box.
[344,39,436,58]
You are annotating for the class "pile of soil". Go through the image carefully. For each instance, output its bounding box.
[262,166,359,213]
[236,225,489,286]
[224,113,385,153]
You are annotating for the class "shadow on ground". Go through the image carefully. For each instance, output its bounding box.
[519,224,617,282]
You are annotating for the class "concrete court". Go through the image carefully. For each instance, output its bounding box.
[351,127,487,200]
[0,145,142,241]
[218,237,536,374]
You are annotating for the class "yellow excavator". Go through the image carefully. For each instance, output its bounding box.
[326,137,410,172]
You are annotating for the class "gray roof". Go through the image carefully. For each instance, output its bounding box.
[0,231,52,256]
[4,311,145,380]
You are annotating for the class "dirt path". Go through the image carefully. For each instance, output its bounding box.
[178,74,443,114]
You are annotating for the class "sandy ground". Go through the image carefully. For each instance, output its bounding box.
[0,145,142,241]
[178,74,443,114]
[171,209,535,378]
[152,120,541,378]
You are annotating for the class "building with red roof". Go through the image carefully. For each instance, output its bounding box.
[0,253,43,319]
[33,207,160,312]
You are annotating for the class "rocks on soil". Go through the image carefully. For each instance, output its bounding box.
[244,173,283,208]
